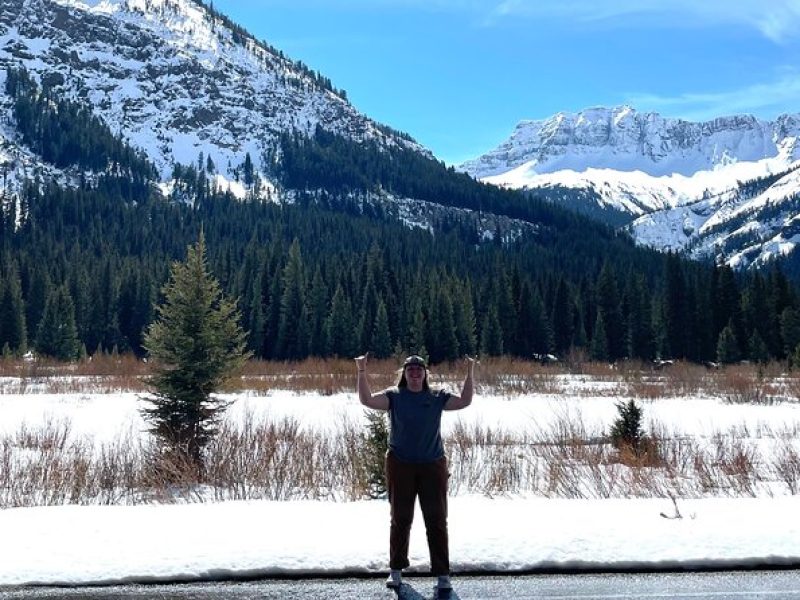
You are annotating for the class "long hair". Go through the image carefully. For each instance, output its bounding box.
[396,367,430,391]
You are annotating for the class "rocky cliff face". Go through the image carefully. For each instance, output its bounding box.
[461,106,797,181]
[0,0,421,179]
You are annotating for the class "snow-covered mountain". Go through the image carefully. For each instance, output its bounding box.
[461,106,800,268]
[0,0,538,243]
[0,0,421,183]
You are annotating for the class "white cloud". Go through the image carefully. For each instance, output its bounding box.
[626,70,800,121]
[491,0,800,43]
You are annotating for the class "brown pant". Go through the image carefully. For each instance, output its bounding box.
[385,451,449,575]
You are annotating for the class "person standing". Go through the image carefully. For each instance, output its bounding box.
[355,353,475,593]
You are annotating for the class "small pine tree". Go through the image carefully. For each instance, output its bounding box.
[362,409,389,498]
[141,233,250,475]
[610,399,644,454]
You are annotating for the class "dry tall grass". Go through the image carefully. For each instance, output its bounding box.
[4,411,799,507]
[3,356,800,507]
[3,353,796,399]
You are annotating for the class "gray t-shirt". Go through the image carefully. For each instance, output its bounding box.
[386,386,452,463]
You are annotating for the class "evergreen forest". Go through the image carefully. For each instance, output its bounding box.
[3,67,800,366]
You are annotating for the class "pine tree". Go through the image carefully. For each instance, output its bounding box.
[690,269,715,362]
[326,282,355,358]
[259,254,282,359]
[35,285,79,361]
[767,268,795,358]
[716,323,740,365]
[362,409,389,498]
[141,234,250,474]
[118,268,151,355]
[781,307,800,362]
[595,262,623,360]
[532,285,554,357]
[452,279,477,358]
[480,304,503,357]
[663,253,687,359]
[245,270,266,355]
[243,152,254,187]
[624,273,653,360]
[25,266,51,341]
[742,273,770,359]
[68,264,91,348]
[749,329,769,364]
[357,275,380,354]
[651,294,668,360]
[276,239,308,359]
[428,288,459,363]
[551,277,574,357]
[590,311,609,362]
[714,264,743,352]
[495,267,517,355]
[0,265,26,354]
[307,267,329,356]
[371,299,393,359]
[610,399,644,454]
[406,298,428,357]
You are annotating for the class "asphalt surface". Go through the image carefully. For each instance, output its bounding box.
[5,571,800,600]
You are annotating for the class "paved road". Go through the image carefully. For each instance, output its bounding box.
[5,571,800,599]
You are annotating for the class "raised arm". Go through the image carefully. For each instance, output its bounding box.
[355,354,390,411]
[444,356,476,411]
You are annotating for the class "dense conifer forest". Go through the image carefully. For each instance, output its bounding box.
[3,67,800,366]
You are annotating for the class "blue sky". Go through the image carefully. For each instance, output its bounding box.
[211,0,800,165]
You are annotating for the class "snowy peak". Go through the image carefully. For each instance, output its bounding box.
[0,0,421,179]
[461,106,797,180]
[459,106,800,269]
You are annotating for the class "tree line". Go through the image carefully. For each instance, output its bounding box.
[4,177,799,366]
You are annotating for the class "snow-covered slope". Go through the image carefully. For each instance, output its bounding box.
[0,0,421,181]
[0,68,77,218]
[630,164,800,269]
[461,106,800,268]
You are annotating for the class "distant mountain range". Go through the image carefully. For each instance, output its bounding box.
[460,106,800,269]
[4,0,800,271]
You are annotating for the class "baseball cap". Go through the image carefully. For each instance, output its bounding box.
[403,355,428,369]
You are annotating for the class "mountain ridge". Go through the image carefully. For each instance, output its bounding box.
[461,106,800,180]
[460,105,800,269]
[0,0,422,183]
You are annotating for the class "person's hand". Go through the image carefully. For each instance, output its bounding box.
[465,355,477,373]
[355,353,369,372]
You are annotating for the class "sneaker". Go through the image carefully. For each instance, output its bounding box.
[385,570,402,589]
[437,575,452,590]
